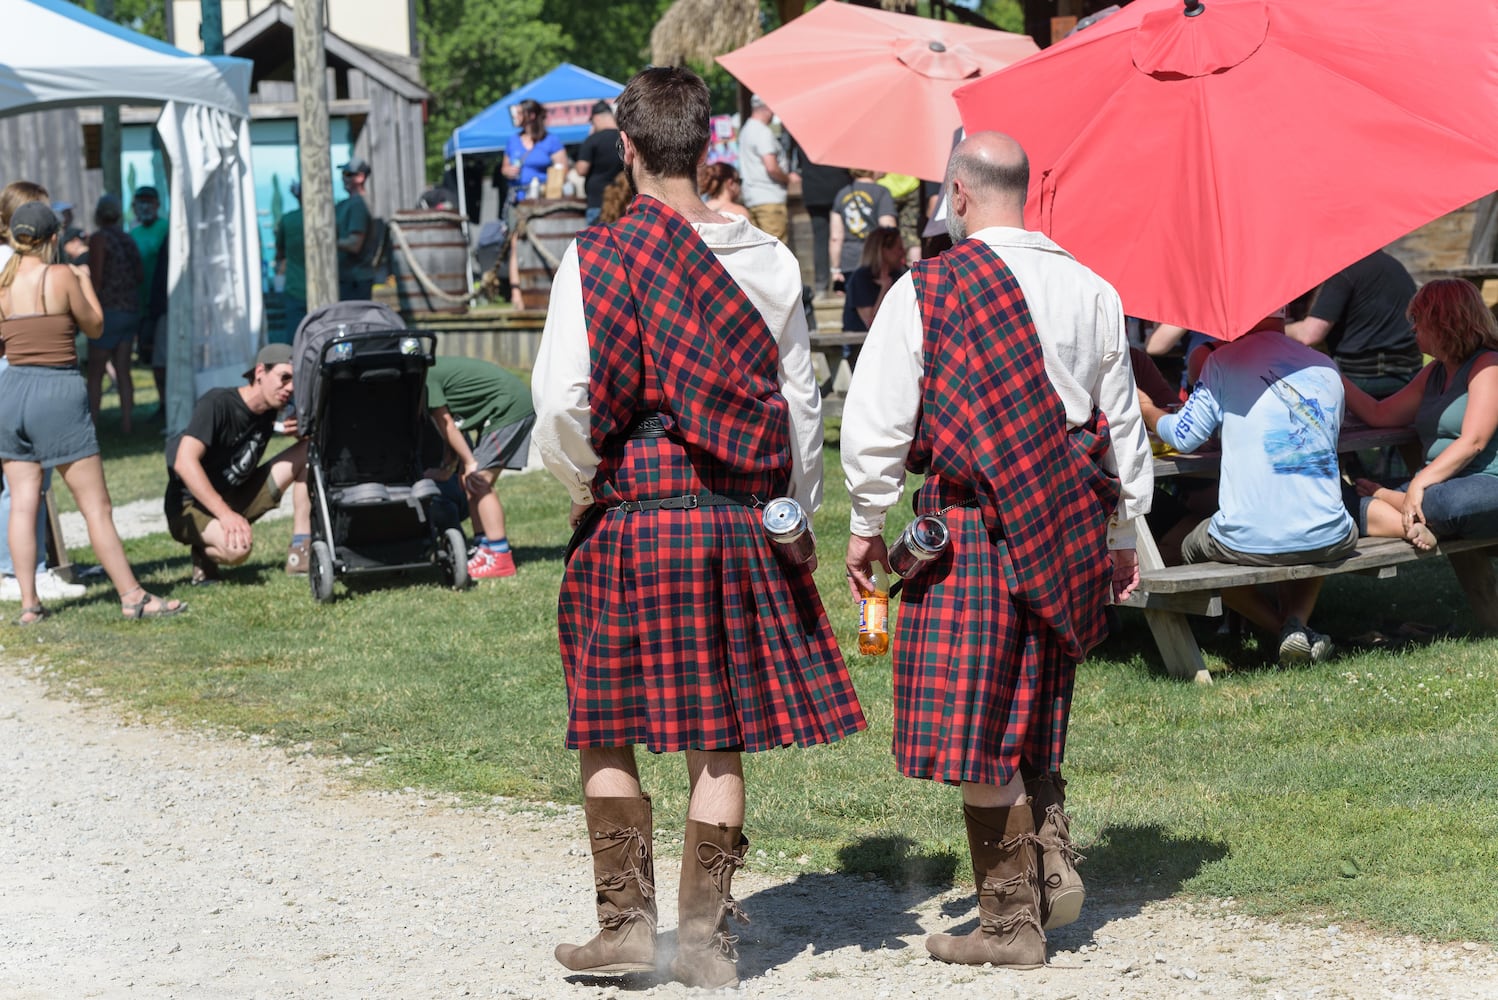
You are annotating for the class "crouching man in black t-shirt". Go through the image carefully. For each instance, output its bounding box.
[164,344,310,585]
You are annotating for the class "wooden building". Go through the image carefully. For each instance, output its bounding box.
[219,1,430,223]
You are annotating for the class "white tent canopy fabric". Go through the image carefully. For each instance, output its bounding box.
[0,0,260,433]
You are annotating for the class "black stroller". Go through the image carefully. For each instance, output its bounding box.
[291,301,468,603]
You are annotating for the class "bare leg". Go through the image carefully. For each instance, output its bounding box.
[268,441,311,536]
[685,750,745,826]
[466,469,507,540]
[580,746,642,799]
[85,347,109,423]
[1220,584,1284,635]
[1277,578,1326,628]
[961,772,1028,809]
[54,456,145,605]
[112,339,134,434]
[3,460,45,612]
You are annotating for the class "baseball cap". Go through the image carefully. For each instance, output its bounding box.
[750,94,767,110]
[340,157,372,176]
[133,185,160,201]
[244,342,294,379]
[590,100,613,116]
[9,201,60,241]
[290,179,302,200]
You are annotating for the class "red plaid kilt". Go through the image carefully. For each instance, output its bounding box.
[559,197,865,753]
[560,434,864,752]
[890,241,1119,785]
[891,501,1075,785]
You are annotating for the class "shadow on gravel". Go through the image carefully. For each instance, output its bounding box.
[936,822,1228,948]
[729,835,956,979]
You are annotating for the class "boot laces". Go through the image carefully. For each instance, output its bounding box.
[595,823,656,899]
[598,904,659,933]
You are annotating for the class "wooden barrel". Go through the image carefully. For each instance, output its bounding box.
[379,210,470,316]
[513,199,587,313]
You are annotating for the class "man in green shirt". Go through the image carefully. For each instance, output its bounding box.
[335,158,375,300]
[426,356,535,578]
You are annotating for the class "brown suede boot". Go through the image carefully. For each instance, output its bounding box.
[670,819,750,989]
[925,802,1046,968]
[1028,768,1085,929]
[554,794,657,975]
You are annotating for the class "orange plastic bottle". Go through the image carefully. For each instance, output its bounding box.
[858,565,890,656]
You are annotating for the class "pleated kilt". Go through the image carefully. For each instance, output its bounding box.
[892,505,1076,786]
[559,436,866,753]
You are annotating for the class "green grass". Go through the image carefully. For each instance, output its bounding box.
[23,387,1498,945]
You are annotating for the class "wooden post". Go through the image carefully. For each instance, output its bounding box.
[295,0,338,310]
[98,0,122,198]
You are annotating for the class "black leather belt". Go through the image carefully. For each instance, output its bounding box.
[609,490,762,513]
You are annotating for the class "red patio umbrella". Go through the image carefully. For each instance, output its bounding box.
[717,3,1038,181]
[953,0,1498,340]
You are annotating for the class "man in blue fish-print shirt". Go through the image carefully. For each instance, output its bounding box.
[1136,310,1357,665]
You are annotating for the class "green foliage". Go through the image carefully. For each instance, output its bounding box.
[80,0,167,40]
[418,0,572,178]
[980,0,1024,33]
[540,0,673,87]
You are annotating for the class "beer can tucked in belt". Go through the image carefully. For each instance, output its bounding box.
[888,513,951,579]
[762,496,816,565]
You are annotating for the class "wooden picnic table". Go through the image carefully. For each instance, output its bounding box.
[1127,421,1498,683]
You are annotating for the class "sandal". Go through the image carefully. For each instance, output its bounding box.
[17,605,48,627]
[121,588,188,620]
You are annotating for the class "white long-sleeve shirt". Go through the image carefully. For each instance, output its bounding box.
[532,213,825,511]
[841,226,1153,548]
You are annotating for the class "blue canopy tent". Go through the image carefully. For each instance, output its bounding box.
[445,63,624,289]
[445,62,625,157]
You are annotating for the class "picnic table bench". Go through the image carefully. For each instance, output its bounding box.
[1123,423,1498,683]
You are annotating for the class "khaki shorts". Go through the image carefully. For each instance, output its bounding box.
[166,463,283,548]
[748,203,790,244]
[1181,519,1358,566]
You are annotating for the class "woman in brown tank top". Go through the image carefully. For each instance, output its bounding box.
[0,201,185,624]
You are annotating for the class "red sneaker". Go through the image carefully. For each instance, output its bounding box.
[468,548,517,579]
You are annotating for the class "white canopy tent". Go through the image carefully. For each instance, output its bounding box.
[0,0,261,433]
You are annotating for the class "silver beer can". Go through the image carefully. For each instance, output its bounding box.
[761,496,816,565]
[888,513,951,579]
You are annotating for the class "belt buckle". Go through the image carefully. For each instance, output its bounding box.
[660,494,698,510]
[682,494,699,509]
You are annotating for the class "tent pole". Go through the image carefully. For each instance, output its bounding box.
[457,145,474,295]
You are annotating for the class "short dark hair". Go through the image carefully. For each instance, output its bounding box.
[614,67,711,180]
[945,144,1030,207]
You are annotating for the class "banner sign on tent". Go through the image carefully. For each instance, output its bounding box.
[511,98,600,132]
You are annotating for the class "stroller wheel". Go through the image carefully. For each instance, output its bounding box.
[310,539,336,604]
[441,527,470,590]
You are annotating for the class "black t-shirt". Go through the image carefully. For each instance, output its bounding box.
[1307,250,1418,358]
[575,128,623,210]
[165,387,275,511]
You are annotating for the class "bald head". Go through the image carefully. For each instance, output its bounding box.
[943,131,1029,241]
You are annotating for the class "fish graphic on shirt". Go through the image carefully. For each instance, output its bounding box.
[1260,373,1338,477]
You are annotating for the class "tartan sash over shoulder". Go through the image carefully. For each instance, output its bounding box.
[908,240,1120,659]
[572,196,790,491]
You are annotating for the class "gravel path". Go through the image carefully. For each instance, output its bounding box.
[3,661,1496,1000]
[15,498,1498,997]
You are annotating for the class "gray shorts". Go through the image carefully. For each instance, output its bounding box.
[471,414,535,472]
[1181,519,1358,566]
[0,365,99,468]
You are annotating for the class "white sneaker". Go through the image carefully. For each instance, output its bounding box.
[0,575,19,602]
[34,569,86,600]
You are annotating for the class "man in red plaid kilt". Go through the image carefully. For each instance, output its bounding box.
[532,67,866,989]
[842,132,1153,969]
